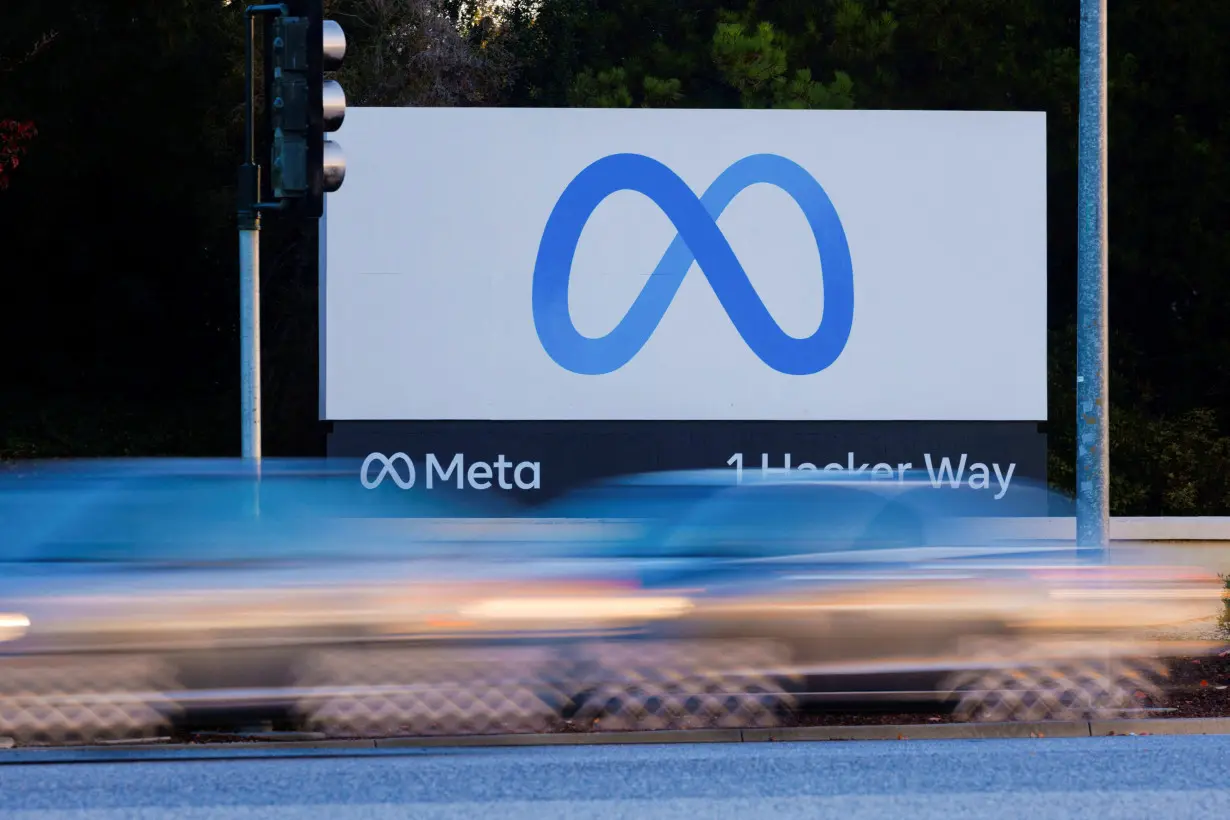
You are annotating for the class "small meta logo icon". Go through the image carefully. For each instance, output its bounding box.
[531,153,855,376]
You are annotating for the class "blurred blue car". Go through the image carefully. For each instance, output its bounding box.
[0,458,577,742]
[512,469,1214,728]
[0,461,1217,742]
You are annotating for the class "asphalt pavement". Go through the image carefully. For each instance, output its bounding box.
[2,736,1229,819]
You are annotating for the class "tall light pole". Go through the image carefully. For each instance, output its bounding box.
[1076,0,1109,557]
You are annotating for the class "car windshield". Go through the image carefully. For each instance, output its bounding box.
[525,475,732,559]
[0,460,497,564]
[659,483,927,559]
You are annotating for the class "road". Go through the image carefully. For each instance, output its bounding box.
[2,736,1229,819]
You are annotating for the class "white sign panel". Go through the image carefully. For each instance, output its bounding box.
[323,108,1046,421]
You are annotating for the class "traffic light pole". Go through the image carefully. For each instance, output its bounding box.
[237,4,286,460]
[237,223,261,462]
[1076,0,1109,559]
[237,2,344,460]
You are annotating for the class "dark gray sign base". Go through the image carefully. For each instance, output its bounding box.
[327,421,1050,514]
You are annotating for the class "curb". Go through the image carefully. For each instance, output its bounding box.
[3,718,1230,762]
[741,721,1090,741]
[1089,717,1230,736]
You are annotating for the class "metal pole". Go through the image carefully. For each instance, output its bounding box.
[1076,0,1109,557]
[238,8,265,460]
[239,228,262,460]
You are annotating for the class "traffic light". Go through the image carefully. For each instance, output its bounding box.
[266,0,346,218]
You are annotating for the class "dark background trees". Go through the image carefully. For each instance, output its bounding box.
[2,0,1227,514]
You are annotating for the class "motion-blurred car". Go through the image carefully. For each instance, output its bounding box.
[519,469,1226,728]
[0,459,686,743]
[2,461,1223,743]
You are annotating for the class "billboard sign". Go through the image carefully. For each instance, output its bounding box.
[322,108,1047,422]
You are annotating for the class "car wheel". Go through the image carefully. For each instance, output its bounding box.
[0,655,180,745]
[291,646,569,738]
[569,640,797,732]
[943,657,1167,722]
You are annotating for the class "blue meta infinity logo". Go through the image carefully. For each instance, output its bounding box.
[531,153,855,376]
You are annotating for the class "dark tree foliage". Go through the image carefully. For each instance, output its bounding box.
[0,119,37,190]
[2,0,1228,514]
